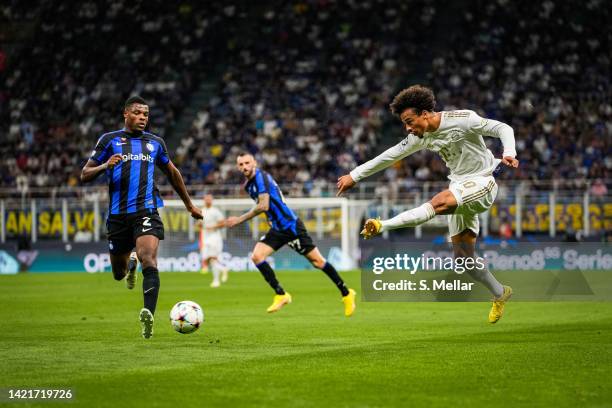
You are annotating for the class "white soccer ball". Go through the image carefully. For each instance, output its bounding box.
[170,300,204,334]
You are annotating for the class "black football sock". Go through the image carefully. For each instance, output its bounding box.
[255,261,285,295]
[142,266,160,314]
[321,262,350,296]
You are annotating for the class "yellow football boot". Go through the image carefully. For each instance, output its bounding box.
[266,293,292,313]
[489,285,513,324]
[360,218,383,239]
[342,289,357,317]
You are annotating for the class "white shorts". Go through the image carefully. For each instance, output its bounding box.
[447,175,498,237]
[201,236,223,259]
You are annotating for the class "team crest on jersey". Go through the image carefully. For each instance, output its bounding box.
[401,135,415,147]
[146,143,155,152]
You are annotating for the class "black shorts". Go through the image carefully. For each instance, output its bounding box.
[260,219,315,255]
[106,209,164,255]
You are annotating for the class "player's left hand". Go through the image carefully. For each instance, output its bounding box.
[188,206,203,220]
[225,216,239,228]
[501,156,519,168]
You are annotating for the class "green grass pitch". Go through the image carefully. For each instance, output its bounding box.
[0,271,611,408]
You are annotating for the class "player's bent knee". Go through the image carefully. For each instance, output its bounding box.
[310,258,326,269]
[431,200,452,214]
[137,246,157,265]
[138,253,157,269]
[430,190,458,215]
[251,253,265,265]
[141,259,157,269]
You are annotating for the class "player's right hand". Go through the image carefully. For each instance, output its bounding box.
[188,206,203,220]
[336,174,356,196]
[106,153,123,169]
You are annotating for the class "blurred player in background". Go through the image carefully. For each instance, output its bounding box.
[337,85,519,323]
[198,194,229,287]
[80,96,203,338]
[226,153,356,316]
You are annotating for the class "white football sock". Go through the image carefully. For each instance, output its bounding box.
[210,259,221,284]
[466,266,504,298]
[380,203,436,231]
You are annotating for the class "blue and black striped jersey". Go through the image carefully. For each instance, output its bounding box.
[245,169,298,232]
[90,129,169,215]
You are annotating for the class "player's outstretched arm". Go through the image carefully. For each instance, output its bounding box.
[337,136,424,196]
[80,154,122,183]
[160,161,202,219]
[226,194,269,228]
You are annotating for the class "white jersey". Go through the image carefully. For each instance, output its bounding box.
[201,206,224,241]
[350,110,516,183]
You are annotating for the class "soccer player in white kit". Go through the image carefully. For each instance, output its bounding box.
[198,194,229,287]
[337,85,519,323]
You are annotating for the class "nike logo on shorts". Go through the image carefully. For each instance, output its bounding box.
[142,228,153,232]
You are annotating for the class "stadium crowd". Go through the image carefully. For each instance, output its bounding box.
[0,0,609,196]
[0,1,233,191]
[172,0,437,195]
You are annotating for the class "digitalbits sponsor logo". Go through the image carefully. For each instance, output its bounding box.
[121,152,154,163]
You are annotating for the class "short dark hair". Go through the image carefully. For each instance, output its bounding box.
[389,85,436,116]
[124,95,147,110]
[237,151,253,158]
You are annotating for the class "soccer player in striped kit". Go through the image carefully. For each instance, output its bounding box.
[81,96,202,338]
[338,85,519,323]
[226,153,356,316]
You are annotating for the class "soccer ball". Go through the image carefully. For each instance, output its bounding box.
[170,300,204,334]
